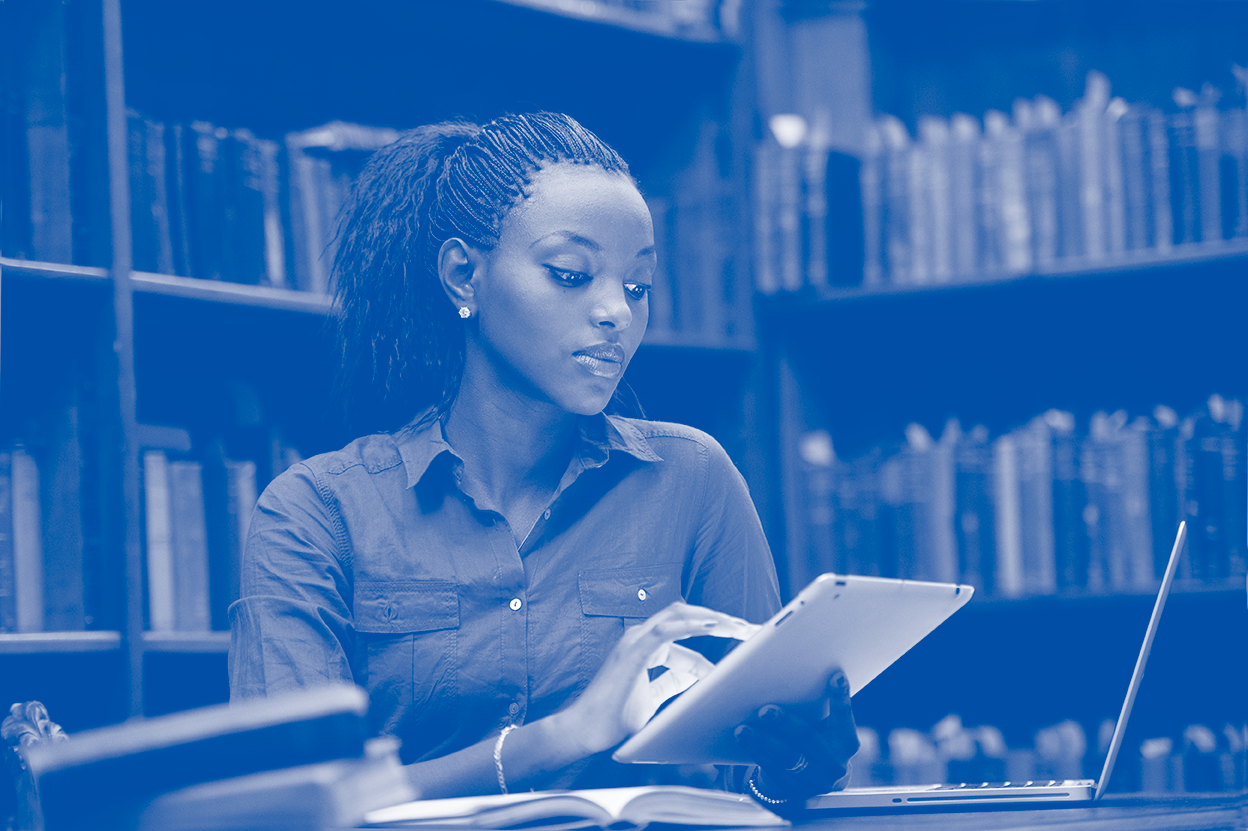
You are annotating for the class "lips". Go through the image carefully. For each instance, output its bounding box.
[573,343,626,379]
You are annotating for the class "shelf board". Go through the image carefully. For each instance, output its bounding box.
[785,239,1248,307]
[0,257,111,284]
[141,631,230,654]
[486,0,733,43]
[0,631,121,654]
[966,578,1246,611]
[131,271,337,315]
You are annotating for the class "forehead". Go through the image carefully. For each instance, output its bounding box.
[498,163,651,247]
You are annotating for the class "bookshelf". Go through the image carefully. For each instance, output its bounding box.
[0,0,767,730]
[749,0,1247,778]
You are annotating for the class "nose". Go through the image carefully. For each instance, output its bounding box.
[591,278,633,331]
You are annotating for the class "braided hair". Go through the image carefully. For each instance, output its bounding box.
[332,113,636,435]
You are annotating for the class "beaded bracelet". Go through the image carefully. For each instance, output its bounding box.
[494,724,518,794]
[747,768,787,805]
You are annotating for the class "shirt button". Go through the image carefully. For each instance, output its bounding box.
[508,702,520,716]
[509,598,523,611]
[637,588,647,601]
[543,509,551,520]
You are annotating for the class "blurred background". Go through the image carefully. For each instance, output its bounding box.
[1,0,1245,795]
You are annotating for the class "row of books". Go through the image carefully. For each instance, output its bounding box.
[140,439,274,633]
[794,395,1247,599]
[124,115,398,294]
[853,715,1248,793]
[861,70,1248,287]
[752,68,1248,294]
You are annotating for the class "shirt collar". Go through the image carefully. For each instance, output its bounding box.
[394,409,662,489]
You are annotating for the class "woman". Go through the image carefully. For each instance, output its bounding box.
[229,113,857,805]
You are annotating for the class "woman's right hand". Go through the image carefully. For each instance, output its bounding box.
[553,601,760,757]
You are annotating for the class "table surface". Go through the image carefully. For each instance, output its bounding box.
[793,793,1248,831]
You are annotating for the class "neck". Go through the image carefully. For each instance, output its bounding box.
[443,358,579,509]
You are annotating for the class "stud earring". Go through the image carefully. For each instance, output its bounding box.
[458,307,472,319]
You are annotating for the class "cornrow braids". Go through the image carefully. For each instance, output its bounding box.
[332,112,637,436]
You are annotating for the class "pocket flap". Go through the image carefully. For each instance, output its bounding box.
[354,581,459,634]
[579,564,683,618]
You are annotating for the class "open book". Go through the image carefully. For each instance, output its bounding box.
[363,786,789,830]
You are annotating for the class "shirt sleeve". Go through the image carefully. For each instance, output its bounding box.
[228,462,355,701]
[684,435,783,625]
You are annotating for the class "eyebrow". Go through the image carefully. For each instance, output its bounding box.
[531,231,656,259]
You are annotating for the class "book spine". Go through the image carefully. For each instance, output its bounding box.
[169,460,211,632]
[1123,418,1157,590]
[995,114,1032,275]
[1080,420,1110,592]
[802,142,829,290]
[165,123,194,277]
[1077,72,1110,261]
[1147,413,1182,580]
[226,128,267,285]
[976,113,1005,278]
[1050,414,1089,591]
[22,0,73,263]
[751,142,780,295]
[1016,419,1056,595]
[929,423,959,584]
[1219,402,1247,579]
[775,143,804,293]
[148,118,176,275]
[1118,105,1152,251]
[954,426,996,594]
[919,117,954,284]
[992,434,1023,597]
[905,141,932,285]
[143,450,175,632]
[11,447,45,631]
[1103,99,1129,257]
[1023,98,1061,269]
[258,137,287,288]
[186,122,227,281]
[41,405,86,631]
[859,125,885,287]
[0,452,16,632]
[1169,109,1200,245]
[880,116,912,285]
[1,4,34,260]
[127,110,158,273]
[1055,112,1085,260]
[948,115,981,280]
[1147,109,1174,251]
[1194,98,1223,243]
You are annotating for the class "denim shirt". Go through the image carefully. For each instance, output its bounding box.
[228,412,781,787]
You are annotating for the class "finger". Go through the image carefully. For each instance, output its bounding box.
[815,671,861,762]
[733,721,805,773]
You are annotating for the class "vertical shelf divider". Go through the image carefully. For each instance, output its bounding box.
[101,0,144,717]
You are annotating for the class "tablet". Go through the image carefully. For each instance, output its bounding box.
[613,573,973,765]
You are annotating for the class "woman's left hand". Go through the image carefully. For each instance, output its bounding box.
[732,669,860,807]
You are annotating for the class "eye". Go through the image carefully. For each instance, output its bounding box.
[545,266,591,287]
[624,282,651,301]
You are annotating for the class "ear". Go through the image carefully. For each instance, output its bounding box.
[438,237,485,314]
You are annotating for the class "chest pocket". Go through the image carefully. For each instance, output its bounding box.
[354,581,460,634]
[578,564,684,619]
[352,581,460,736]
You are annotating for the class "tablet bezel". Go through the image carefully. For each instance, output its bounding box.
[613,573,974,765]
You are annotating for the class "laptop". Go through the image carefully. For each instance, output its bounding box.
[805,521,1188,811]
